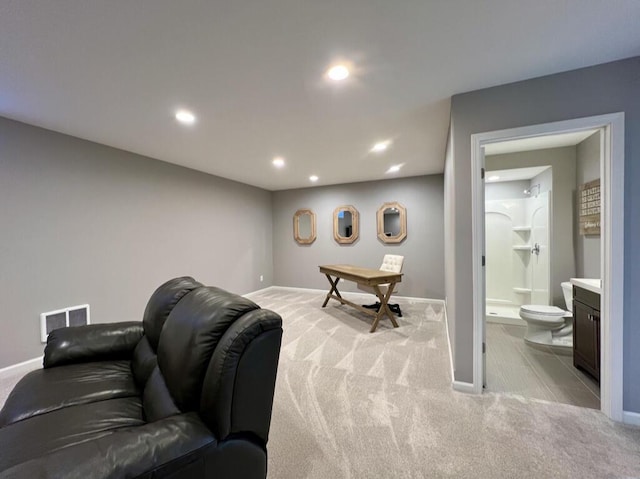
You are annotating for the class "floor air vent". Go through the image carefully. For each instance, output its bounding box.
[40,304,90,343]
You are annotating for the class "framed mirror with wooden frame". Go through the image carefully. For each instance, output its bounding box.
[333,205,359,244]
[293,209,317,245]
[377,202,407,244]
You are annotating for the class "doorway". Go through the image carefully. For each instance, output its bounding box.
[470,113,624,421]
[484,149,600,409]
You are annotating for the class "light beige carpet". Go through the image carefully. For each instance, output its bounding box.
[247,288,640,479]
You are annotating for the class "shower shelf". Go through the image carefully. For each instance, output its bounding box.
[512,245,532,251]
[513,287,532,294]
[512,226,531,232]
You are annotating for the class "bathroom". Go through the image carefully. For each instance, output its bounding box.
[483,131,602,409]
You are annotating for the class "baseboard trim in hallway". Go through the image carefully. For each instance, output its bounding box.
[452,380,476,393]
[623,410,640,426]
[261,285,444,304]
[0,356,42,378]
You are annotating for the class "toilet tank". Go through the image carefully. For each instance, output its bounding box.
[561,282,573,312]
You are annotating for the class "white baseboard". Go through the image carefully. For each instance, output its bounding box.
[244,285,277,296]
[0,356,42,378]
[443,301,455,383]
[263,285,323,295]
[622,410,640,427]
[452,380,476,394]
[405,296,445,304]
[265,285,441,303]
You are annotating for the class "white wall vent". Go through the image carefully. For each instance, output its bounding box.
[40,304,90,343]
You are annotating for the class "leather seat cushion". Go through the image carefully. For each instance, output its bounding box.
[0,360,139,427]
[0,396,144,472]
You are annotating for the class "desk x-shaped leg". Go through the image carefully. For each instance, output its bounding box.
[370,282,399,333]
[322,274,342,307]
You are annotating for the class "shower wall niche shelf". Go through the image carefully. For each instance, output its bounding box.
[513,287,532,294]
[512,226,531,232]
[513,245,532,251]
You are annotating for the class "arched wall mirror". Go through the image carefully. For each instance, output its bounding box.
[333,205,359,244]
[293,209,317,245]
[377,202,407,244]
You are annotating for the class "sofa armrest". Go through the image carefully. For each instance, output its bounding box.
[200,309,283,445]
[44,322,144,368]
[0,413,217,479]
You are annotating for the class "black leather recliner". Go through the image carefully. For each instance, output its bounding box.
[0,277,283,479]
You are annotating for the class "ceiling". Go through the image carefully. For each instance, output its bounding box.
[1,1,639,191]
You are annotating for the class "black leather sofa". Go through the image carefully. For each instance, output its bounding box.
[0,277,283,479]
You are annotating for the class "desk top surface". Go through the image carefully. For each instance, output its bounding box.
[319,264,402,283]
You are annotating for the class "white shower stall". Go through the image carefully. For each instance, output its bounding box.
[485,192,551,323]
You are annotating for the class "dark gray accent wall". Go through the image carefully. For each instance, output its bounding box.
[576,132,601,278]
[486,147,576,306]
[448,56,640,412]
[272,175,444,299]
[0,117,273,368]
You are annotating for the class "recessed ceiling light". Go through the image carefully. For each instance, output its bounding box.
[487,175,500,182]
[370,140,392,153]
[309,175,319,182]
[272,157,285,168]
[326,64,350,82]
[387,165,402,174]
[175,109,196,125]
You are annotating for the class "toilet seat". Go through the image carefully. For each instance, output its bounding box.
[520,304,566,316]
[519,305,568,324]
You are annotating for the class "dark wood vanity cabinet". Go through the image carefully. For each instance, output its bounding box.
[573,286,601,383]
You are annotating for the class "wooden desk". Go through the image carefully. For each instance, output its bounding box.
[319,264,402,332]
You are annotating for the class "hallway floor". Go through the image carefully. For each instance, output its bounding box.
[486,323,600,409]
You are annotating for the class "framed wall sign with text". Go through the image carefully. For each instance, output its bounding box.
[579,179,600,236]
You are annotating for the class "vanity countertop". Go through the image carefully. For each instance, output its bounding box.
[570,278,602,295]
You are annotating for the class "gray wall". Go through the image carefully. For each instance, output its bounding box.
[0,117,273,368]
[444,130,455,358]
[272,175,444,299]
[447,56,640,412]
[576,132,601,278]
[485,180,529,201]
[530,166,553,197]
[486,147,576,306]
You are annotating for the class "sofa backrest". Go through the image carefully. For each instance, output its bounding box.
[142,276,203,351]
[157,286,260,411]
[132,276,202,387]
[155,285,282,444]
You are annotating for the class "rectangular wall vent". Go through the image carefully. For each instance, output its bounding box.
[40,304,90,343]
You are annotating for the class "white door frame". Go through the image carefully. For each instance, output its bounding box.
[470,113,625,422]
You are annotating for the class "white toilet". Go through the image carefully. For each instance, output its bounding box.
[519,282,573,352]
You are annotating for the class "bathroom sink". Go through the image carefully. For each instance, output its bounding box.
[570,278,602,294]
